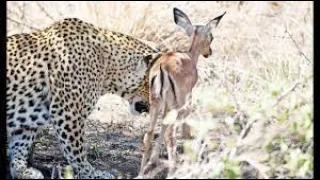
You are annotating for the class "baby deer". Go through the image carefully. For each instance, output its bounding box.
[139,8,226,177]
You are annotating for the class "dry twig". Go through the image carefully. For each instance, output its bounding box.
[285,26,311,64]
[272,80,301,107]
[7,17,39,31]
[35,1,55,21]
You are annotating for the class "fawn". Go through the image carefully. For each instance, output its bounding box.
[139,7,226,177]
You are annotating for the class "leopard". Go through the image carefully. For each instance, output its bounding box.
[6,17,160,179]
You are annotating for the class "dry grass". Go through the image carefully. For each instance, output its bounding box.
[7,1,313,179]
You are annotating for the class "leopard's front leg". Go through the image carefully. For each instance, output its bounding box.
[50,87,114,179]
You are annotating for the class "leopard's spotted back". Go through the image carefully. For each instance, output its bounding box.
[6,18,159,179]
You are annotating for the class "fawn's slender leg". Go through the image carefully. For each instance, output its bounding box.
[165,124,177,175]
[176,108,192,139]
[149,124,168,163]
[139,104,161,176]
[177,100,193,139]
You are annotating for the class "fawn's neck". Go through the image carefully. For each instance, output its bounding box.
[188,35,201,64]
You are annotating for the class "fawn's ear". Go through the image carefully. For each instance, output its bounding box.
[205,11,226,31]
[173,7,193,36]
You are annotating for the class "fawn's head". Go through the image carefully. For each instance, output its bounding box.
[173,8,226,58]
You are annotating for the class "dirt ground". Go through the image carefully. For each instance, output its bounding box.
[31,126,144,179]
[7,95,170,179]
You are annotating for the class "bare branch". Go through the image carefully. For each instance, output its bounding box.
[272,80,301,107]
[19,2,26,32]
[92,2,100,24]
[229,117,257,159]
[55,3,65,18]
[7,8,21,18]
[7,17,40,31]
[15,2,24,15]
[285,26,312,64]
[35,1,55,21]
